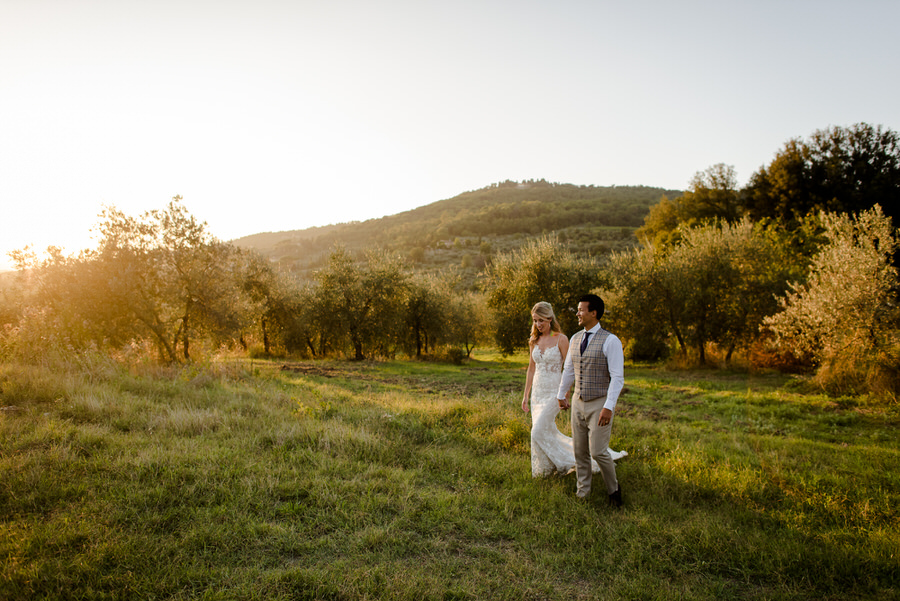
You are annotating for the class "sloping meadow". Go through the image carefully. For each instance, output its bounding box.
[0,356,897,600]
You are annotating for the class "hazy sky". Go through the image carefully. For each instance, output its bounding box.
[2,0,898,270]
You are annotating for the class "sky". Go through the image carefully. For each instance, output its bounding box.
[2,0,898,271]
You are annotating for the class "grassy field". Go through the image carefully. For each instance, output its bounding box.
[1,351,897,600]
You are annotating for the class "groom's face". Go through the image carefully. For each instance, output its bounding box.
[576,302,598,329]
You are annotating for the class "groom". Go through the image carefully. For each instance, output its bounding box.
[557,294,625,506]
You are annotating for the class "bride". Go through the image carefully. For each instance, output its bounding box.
[521,301,627,477]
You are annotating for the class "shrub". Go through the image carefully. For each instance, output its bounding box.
[764,206,899,401]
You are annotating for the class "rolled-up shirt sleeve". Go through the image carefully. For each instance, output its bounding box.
[603,334,625,412]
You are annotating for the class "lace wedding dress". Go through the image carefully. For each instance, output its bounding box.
[529,341,627,477]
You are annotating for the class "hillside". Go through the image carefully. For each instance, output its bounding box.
[232,180,680,284]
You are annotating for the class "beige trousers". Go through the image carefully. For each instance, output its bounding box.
[571,397,618,495]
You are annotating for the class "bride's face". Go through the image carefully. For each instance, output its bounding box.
[532,314,551,336]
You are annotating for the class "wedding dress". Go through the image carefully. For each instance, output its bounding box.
[529,340,627,477]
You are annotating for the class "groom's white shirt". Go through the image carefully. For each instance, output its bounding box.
[556,323,625,412]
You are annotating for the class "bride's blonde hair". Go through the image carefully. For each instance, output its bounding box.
[529,301,561,345]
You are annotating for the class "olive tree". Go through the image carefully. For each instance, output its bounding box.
[608,219,798,364]
[8,198,245,363]
[604,244,686,361]
[481,236,599,353]
[238,251,317,356]
[313,247,409,359]
[92,198,244,361]
[405,272,450,358]
[445,291,492,358]
[671,219,798,363]
[764,206,899,395]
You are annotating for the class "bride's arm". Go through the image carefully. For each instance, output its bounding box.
[522,343,536,412]
[558,334,569,364]
[557,334,571,405]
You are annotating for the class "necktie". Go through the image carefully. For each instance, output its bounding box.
[580,331,591,354]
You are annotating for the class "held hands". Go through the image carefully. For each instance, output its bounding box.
[557,396,570,410]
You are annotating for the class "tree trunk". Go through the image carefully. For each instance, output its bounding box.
[172,322,183,359]
[667,307,687,354]
[134,311,178,363]
[696,312,708,365]
[182,312,190,361]
[725,341,736,363]
[181,297,193,361]
[415,323,423,357]
[349,324,365,360]
[465,334,475,358]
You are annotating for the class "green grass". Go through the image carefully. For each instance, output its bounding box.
[1,355,897,600]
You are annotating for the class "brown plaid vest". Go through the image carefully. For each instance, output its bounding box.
[572,327,612,402]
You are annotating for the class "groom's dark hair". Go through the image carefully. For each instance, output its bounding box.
[578,294,605,320]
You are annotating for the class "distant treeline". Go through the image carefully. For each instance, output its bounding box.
[2,123,898,400]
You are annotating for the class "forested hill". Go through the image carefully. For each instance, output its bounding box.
[232,180,680,279]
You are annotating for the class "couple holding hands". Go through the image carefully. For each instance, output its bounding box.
[521,294,626,507]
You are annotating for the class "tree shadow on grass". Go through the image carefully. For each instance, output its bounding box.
[577,455,899,601]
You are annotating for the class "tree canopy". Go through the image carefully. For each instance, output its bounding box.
[639,123,900,245]
[764,205,899,394]
[743,123,900,224]
[8,199,244,362]
[480,236,600,354]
